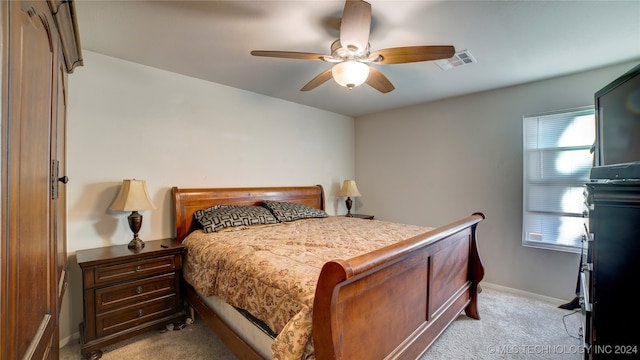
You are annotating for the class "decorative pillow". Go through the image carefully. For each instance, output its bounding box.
[194,205,279,233]
[261,200,328,222]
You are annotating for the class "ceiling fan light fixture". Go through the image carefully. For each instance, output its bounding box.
[332,61,370,89]
[250,0,455,94]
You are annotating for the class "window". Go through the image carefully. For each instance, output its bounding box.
[522,107,595,252]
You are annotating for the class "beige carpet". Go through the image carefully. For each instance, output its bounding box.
[60,286,583,359]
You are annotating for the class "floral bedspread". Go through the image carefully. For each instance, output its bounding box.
[182,216,433,360]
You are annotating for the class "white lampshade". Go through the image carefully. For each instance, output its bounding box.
[109,179,156,211]
[339,180,362,197]
[332,61,370,89]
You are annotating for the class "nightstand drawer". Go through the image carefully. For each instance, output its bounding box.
[93,254,179,286]
[95,273,177,313]
[96,294,178,338]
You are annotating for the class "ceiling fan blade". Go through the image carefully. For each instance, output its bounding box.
[251,50,326,61]
[371,46,455,64]
[365,67,395,93]
[340,0,371,53]
[301,69,334,91]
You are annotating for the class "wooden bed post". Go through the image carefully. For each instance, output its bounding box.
[464,212,485,320]
[312,261,349,360]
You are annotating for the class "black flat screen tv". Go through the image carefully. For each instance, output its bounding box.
[590,63,640,180]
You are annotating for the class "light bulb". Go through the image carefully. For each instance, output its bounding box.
[331,61,370,89]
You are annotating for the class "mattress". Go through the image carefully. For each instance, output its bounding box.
[183,216,433,359]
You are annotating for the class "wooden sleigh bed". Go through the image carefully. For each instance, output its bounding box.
[172,185,485,360]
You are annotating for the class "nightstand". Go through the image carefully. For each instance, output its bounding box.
[77,238,187,360]
[351,214,374,220]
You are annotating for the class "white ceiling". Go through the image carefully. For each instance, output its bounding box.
[74,0,640,117]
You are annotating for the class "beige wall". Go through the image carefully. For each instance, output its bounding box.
[354,59,639,301]
[60,50,639,346]
[61,51,354,344]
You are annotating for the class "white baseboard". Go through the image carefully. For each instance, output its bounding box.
[59,331,80,349]
[481,282,568,305]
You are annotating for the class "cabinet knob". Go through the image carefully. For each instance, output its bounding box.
[136,286,143,294]
[58,176,69,184]
[135,265,142,272]
[137,309,144,317]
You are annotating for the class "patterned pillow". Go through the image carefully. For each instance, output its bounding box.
[194,205,279,233]
[261,200,328,222]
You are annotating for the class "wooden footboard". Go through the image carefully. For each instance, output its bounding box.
[313,213,485,360]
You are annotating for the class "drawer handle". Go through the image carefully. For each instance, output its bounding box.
[136,286,143,294]
[135,265,142,272]
[137,309,144,317]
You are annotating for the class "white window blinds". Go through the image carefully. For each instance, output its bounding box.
[522,107,595,252]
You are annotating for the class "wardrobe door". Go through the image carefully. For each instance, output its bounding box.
[3,1,58,358]
[2,1,81,359]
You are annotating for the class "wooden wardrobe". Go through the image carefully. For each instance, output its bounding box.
[1,1,82,359]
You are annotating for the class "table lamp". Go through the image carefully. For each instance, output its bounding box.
[109,179,156,249]
[338,180,362,217]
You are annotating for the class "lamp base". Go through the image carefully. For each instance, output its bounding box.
[345,197,354,217]
[128,237,145,250]
[127,211,145,250]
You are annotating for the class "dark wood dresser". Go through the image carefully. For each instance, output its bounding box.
[583,181,640,358]
[77,238,187,359]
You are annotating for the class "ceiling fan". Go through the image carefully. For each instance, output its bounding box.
[250,0,455,93]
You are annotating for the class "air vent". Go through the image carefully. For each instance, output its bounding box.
[435,49,477,71]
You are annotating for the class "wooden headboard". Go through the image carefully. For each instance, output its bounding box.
[172,185,325,242]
